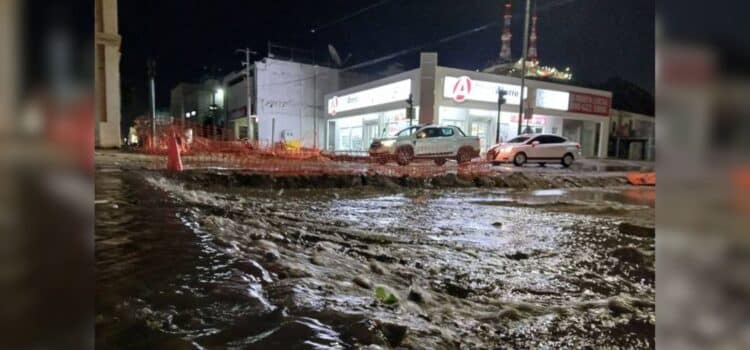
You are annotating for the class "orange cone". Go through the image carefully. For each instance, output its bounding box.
[167,134,183,172]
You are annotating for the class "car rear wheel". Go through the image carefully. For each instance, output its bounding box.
[561,153,574,168]
[396,147,413,166]
[434,158,446,166]
[513,152,526,166]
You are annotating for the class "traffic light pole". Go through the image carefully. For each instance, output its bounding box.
[406,93,414,131]
[496,89,506,144]
[518,0,531,135]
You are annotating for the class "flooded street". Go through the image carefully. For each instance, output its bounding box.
[96,166,654,349]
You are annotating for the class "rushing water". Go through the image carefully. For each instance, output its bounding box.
[96,167,655,349]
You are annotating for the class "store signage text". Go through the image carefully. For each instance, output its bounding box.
[568,92,611,116]
[511,114,546,125]
[327,79,411,116]
[443,76,525,105]
[535,89,569,111]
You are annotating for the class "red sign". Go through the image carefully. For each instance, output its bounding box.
[568,92,611,116]
[328,96,339,116]
[451,76,472,102]
[511,114,545,125]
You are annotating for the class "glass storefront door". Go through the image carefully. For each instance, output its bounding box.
[563,119,599,158]
[363,123,379,149]
[470,118,492,153]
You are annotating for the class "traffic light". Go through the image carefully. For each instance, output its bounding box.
[406,93,415,121]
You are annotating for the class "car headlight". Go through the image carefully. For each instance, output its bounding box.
[381,140,395,147]
[501,146,513,153]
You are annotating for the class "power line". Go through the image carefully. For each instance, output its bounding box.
[343,0,586,72]
[310,0,392,33]
[342,21,501,72]
[259,0,587,86]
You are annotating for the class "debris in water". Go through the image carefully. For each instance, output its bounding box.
[374,285,399,304]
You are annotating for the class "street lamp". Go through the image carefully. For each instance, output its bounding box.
[496,88,507,144]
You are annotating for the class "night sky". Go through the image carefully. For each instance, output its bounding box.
[119,0,654,120]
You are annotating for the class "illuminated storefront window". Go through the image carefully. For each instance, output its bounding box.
[329,108,417,152]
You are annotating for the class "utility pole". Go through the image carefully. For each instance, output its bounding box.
[236,48,257,140]
[496,88,507,144]
[147,58,157,146]
[517,0,531,135]
[313,65,318,149]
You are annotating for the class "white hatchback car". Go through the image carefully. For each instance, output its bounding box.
[486,134,582,167]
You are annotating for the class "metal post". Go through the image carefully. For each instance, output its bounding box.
[406,93,414,130]
[313,66,318,149]
[517,0,531,135]
[147,59,157,145]
[271,117,276,147]
[496,89,506,144]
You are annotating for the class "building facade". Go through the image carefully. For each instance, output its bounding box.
[95,0,122,148]
[222,70,255,139]
[325,53,613,158]
[169,56,372,146]
[169,80,224,126]
[253,58,340,148]
[609,109,655,161]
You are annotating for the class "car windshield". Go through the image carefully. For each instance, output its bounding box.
[507,136,531,143]
[394,126,421,137]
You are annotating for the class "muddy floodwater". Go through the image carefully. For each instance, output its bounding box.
[96,168,655,349]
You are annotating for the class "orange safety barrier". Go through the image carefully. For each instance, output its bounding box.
[132,120,504,178]
[166,134,183,172]
[626,172,656,186]
[731,167,750,214]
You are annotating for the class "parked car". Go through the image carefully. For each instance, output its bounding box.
[369,125,480,166]
[486,134,582,167]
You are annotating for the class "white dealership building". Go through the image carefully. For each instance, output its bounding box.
[324,53,613,158]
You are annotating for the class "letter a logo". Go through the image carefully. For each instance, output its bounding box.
[452,76,472,103]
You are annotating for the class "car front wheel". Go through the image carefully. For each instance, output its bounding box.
[434,158,447,166]
[456,148,473,164]
[396,147,413,166]
[513,152,526,166]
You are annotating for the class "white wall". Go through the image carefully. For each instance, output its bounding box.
[255,59,340,148]
[224,71,252,122]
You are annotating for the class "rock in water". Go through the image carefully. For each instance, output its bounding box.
[369,261,387,274]
[444,281,471,299]
[608,297,636,316]
[506,251,529,260]
[407,286,431,304]
[618,222,655,238]
[354,276,373,290]
[379,322,408,347]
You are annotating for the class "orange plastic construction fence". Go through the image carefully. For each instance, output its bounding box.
[626,172,656,186]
